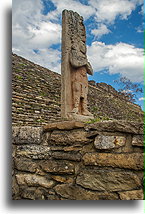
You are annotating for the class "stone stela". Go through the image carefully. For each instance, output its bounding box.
[61,10,94,121]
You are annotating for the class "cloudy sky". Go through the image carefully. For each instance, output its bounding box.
[12,0,144,108]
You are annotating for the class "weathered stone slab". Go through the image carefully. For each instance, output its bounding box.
[16,145,51,159]
[118,190,144,200]
[41,160,74,174]
[14,158,39,172]
[51,151,81,161]
[12,126,43,144]
[19,187,36,200]
[76,170,141,191]
[132,135,144,147]
[50,129,91,146]
[43,121,85,131]
[83,153,143,170]
[16,174,55,188]
[54,184,118,200]
[85,120,143,134]
[94,135,126,150]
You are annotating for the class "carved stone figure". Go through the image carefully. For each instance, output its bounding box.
[61,10,94,121]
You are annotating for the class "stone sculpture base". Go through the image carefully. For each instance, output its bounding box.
[67,112,94,122]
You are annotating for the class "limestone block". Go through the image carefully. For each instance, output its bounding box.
[16,173,55,188]
[76,170,141,191]
[12,126,43,144]
[51,151,81,161]
[43,121,85,131]
[54,184,118,200]
[132,135,144,147]
[16,145,51,159]
[14,158,39,172]
[41,160,74,174]
[94,135,126,150]
[50,129,91,146]
[20,187,36,200]
[118,189,144,200]
[85,120,143,134]
[83,153,143,170]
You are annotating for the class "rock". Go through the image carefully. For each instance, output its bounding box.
[16,173,55,188]
[132,135,144,147]
[76,170,141,191]
[51,175,74,183]
[85,120,143,134]
[12,176,20,199]
[83,153,143,170]
[67,113,94,122]
[51,151,81,161]
[16,145,51,159]
[118,190,143,200]
[41,160,74,174]
[50,129,91,146]
[94,135,126,150]
[12,126,43,144]
[20,187,36,200]
[43,121,85,131]
[14,158,39,172]
[54,184,118,200]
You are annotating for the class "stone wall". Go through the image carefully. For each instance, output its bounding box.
[12,120,144,200]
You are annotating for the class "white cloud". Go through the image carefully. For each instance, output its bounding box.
[91,24,111,38]
[13,46,61,73]
[88,0,143,38]
[139,97,145,101]
[12,0,61,72]
[88,0,143,24]
[87,41,143,82]
[48,0,95,20]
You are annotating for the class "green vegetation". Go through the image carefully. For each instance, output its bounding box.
[36,119,45,123]
[16,75,22,80]
[39,92,47,97]
[92,106,98,112]
[19,63,27,67]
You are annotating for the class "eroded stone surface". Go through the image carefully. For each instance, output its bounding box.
[54,184,118,200]
[12,126,43,144]
[14,158,39,172]
[76,170,141,191]
[83,153,143,170]
[50,129,91,146]
[86,120,143,134]
[41,160,74,174]
[118,190,144,200]
[51,151,81,161]
[16,174,55,188]
[94,135,126,150]
[132,135,144,147]
[43,121,85,131]
[16,145,51,159]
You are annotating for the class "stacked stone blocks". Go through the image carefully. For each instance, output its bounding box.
[12,120,144,200]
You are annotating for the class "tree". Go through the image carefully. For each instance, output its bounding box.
[114,77,143,103]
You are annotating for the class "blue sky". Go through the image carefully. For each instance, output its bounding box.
[12,0,144,109]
